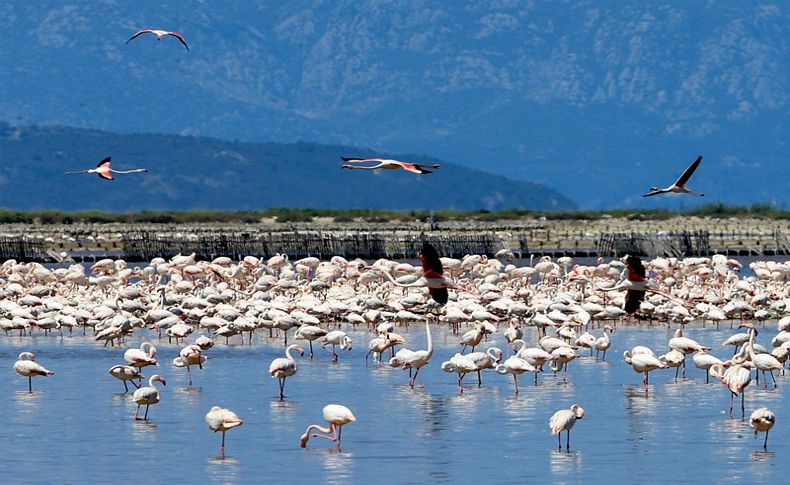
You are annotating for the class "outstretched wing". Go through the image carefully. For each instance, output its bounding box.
[401,163,432,174]
[624,289,645,314]
[674,155,702,187]
[96,157,113,180]
[642,190,661,197]
[96,157,112,168]
[126,29,153,44]
[420,241,443,276]
[340,157,384,163]
[429,287,449,305]
[167,31,190,51]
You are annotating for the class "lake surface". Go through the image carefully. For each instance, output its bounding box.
[1,322,786,484]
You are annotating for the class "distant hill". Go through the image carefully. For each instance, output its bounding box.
[0,123,576,212]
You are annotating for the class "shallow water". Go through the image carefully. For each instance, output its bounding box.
[1,322,787,484]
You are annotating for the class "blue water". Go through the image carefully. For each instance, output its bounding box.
[1,322,786,484]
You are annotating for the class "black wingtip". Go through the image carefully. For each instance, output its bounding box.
[97,157,111,167]
[340,156,360,162]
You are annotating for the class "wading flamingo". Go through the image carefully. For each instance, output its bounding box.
[133,374,166,420]
[749,407,775,450]
[549,404,585,451]
[108,364,144,392]
[14,352,54,392]
[206,406,244,458]
[300,404,356,450]
[269,344,304,399]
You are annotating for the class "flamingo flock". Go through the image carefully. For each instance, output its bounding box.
[4,246,789,457]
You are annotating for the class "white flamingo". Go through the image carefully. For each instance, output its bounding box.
[133,374,166,420]
[321,330,352,362]
[749,407,775,450]
[390,319,433,388]
[549,404,585,451]
[173,344,206,386]
[126,29,190,50]
[269,344,304,399]
[642,155,704,197]
[65,157,148,180]
[108,364,143,392]
[496,355,536,396]
[340,157,440,174]
[300,404,356,450]
[14,352,54,392]
[205,406,244,458]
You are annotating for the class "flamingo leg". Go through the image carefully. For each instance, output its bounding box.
[513,374,519,396]
[557,432,561,451]
[309,340,314,359]
[764,430,769,450]
[123,380,129,393]
[134,404,141,420]
[566,429,571,451]
[729,392,734,416]
[220,431,226,458]
[144,404,150,420]
[187,365,192,386]
[28,376,32,393]
[741,392,745,419]
[477,370,482,387]
[278,377,286,400]
[770,371,777,389]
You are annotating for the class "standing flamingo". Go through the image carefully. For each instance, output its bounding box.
[299,404,356,450]
[340,157,440,174]
[390,318,433,388]
[549,404,585,451]
[206,406,244,458]
[321,331,352,362]
[65,157,148,180]
[133,374,166,420]
[108,364,144,392]
[496,355,536,396]
[749,407,775,450]
[173,344,206,386]
[269,344,304,399]
[14,352,54,392]
[642,155,704,197]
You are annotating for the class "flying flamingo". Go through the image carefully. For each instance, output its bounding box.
[549,404,585,451]
[642,155,704,197]
[340,157,440,174]
[65,157,148,180]
[14,352,54,392]
[379,242,455,305]
[205,406,244,458]
[749,407,775,450]
[299,404,356,450]
[269,344,304,399]
[126,29,190,50]
[132,374,166,420]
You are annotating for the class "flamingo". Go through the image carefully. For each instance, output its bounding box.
[592,325,613,360]
[441,353,477,392]
[642,155,704,197]
[126,29,190,50]
[549,404,585,451]
[390,318,433,388]
[623,349,667,390]
[269,344,304,399]
[294,325,328,358]
[205,406,244,458]
[378,242,454,304]
[692,350,723,383]
[321,331,352,362]
[124,342,158,369]
[299,404,356,450]
[14,352,54,392]
[749,407,775,450]
[108,364,144,392]
[133,374,166,420]
[173,344,206,386]
[710,361,752,418]
[65,157,147,180]
[340,157,440,174]
[495,355,536,396]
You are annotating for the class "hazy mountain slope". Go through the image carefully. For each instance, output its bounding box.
[0,1,786,208]
[0,123,575,211]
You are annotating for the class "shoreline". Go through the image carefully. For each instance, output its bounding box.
[1,216,789,262]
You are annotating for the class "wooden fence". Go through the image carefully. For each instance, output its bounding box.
[597,231,710,258]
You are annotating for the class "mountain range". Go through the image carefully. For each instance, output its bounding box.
[0,1,787,209]
[0,123,575,212]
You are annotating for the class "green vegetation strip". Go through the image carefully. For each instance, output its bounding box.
[0,204,788,225]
